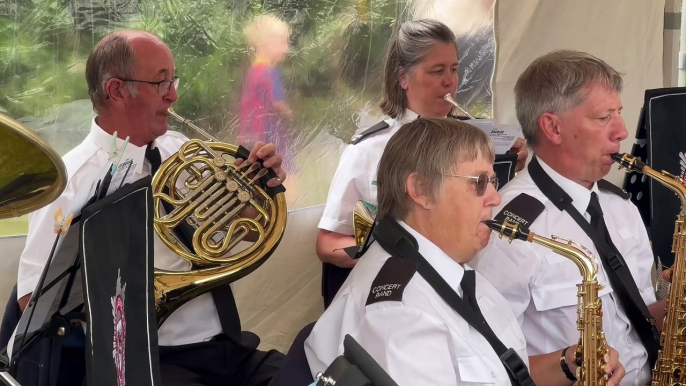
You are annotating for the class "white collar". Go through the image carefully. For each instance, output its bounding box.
[396,109,420,125]
[85,117,148,175]
[537,157,601,215]
[398,220,468,294]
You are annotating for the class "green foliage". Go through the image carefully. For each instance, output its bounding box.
[0,0,411,146]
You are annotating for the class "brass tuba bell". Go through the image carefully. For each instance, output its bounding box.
[152,108,287,326]
[0,113,67,219]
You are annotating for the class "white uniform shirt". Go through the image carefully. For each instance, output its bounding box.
[472,157,654,386]
[317,110,419,235]
[305,221,529,386]
[17,119,223,346]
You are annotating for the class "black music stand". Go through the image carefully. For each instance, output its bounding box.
[621,87,686,267]
[1,211,85,386]
[0,177,161,386]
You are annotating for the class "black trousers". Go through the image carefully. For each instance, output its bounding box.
[158,332,285,386]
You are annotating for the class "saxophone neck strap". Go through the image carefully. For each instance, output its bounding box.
[372,218,534,386]
[527,156,660,367]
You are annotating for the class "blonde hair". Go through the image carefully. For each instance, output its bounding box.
[243,14,290,49]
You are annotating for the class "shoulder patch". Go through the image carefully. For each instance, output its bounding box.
[598,179,630,199]
[350,120,390,145]
[493,193,545,228]
[366,256,418,306]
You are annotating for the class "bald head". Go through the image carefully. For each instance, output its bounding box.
[86,30,166,112]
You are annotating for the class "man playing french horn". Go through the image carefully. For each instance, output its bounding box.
[15,30,287,386]
[473,50,665,386]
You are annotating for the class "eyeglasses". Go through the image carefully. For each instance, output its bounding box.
[118,76,180,96]
[444,173,499,196]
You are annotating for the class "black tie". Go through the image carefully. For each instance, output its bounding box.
[587,193,609,241]
[586,192,660,368]
[145,144,161,176]
[460,270,484,319]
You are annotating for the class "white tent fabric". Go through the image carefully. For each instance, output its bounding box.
[494,0,665,186]
[0,0,668,356]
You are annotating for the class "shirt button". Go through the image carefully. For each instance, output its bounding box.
[490,371,496,378]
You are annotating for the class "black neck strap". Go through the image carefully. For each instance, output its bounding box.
[372,218,534,386]
[527,157,659,368]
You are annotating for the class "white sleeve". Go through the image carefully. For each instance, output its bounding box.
[318,144,372,235]
[17,164,98,299]
[354,305,458,386]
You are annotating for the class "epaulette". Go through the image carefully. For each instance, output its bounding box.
[349,120,390,145]
[366,256,417,306]
[598,179,630,200]
[493,193,545,228]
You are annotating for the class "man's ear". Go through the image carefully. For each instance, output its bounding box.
[105,78,127,106]
[538,112,563,145]
[406,172,430,209]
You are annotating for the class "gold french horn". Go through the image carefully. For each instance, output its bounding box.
[0,113,67,219]
[152,108,287,326]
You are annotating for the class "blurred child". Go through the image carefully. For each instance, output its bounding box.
[238,14,293,165]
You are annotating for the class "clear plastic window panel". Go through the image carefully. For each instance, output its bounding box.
[0,0,496,235]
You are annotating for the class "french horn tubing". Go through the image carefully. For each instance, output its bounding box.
[152,108,287,326]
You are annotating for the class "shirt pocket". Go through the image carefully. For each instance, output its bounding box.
[531,280,577,311]
[532,279,611,311]
[457,356,498,384]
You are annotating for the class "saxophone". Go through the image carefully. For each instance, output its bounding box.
[611,153,685,386]
[485,219,610,385]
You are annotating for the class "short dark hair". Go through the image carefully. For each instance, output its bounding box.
[85,31,140,111]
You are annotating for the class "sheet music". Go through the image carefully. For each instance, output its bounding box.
[106,158,137,197]
[463,119,523,154]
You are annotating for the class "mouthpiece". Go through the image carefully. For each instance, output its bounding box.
[484,220,531,243]
[610,152,645,173]
[443,93,475,120]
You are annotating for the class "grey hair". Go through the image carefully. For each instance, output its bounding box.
[514,49,623,147]
[379,19,458,119]
[376,117,494,221]
[86,31,140,112]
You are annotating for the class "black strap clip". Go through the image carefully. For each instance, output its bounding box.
[500,348,535,386]
[608,254,623,270]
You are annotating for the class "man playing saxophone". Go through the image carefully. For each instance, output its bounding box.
[14,30,288,386]
[472,50,665,386]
